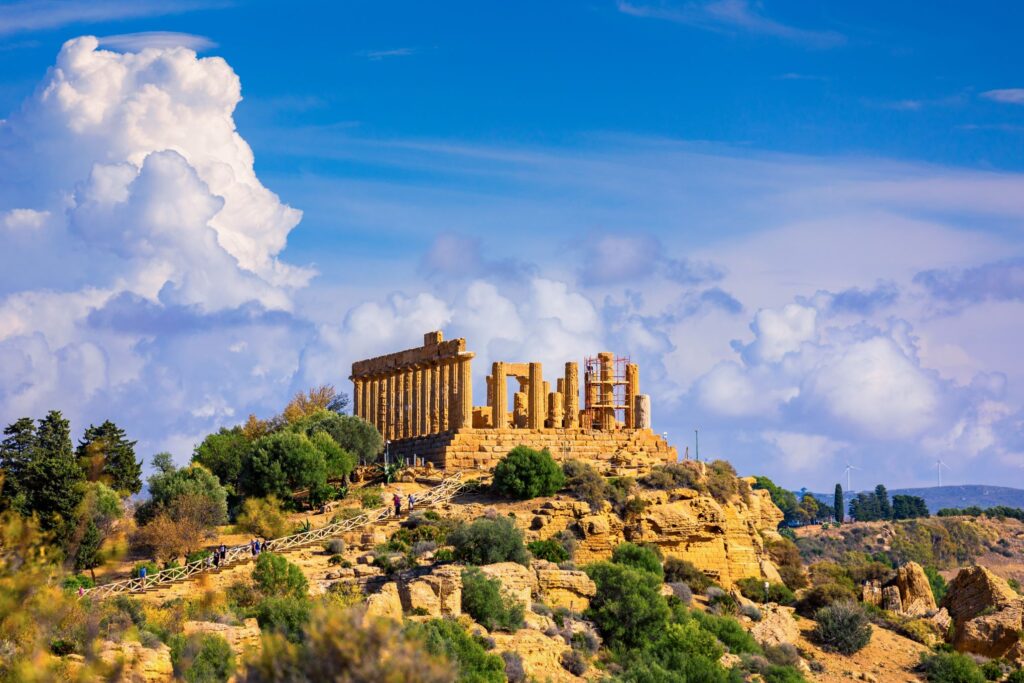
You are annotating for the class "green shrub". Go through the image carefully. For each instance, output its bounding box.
[460,567,524,632]
[584,561,669,650]
[185,549,212,564]
[777,565,809,591]
[434,548,455,563]
[918,651,986,683]
[251,552,308,599]
[762,665,808,683]
[639,461,706,492]
[706,460,739,503]
[236,495,290,539]
[980,660,1007,681]
[1006,669,1024,683]
[407,618,506,683]
[611,543,663,579]
[492,446,565,499]
[449,516,529,566]
[561,459,610,511]
[812,601,872,655]
[560,649,589,676]
[706,587,739,616]
[360,487,384,509]
[528,538,570,563]
[736,577,795,605]
[620,618,729,682]
[61,574,95,591]
[255,595,312,643]
[692,610,761,655]
[170,633,236,682]
[796,582,857,616]
[925,566,948,604]
[663,557,712,592]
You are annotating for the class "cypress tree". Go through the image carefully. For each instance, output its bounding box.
[77,420,142,496]
[875,484,892,520]
[0,417,36,510]
[834,483,844,524]
[24,410,84,534]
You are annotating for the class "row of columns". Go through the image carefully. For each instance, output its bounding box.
[490,361,581,430]
[352,353,474,441]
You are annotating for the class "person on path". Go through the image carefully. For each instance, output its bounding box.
[213,550,220,568]
[408,492,415,512]
[261,539,269,553]
[139,565,147,582]
[393,493,401,516]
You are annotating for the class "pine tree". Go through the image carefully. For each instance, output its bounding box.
[24,411,85,534]
[875,484,892,520]
[77,420,142,496]
[0,417,36,510]
[74,519,103,581]
[834,484,844,524]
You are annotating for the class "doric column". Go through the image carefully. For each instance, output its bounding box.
[528,362,544,429]
[410,368,420,437]
[421,366,432,435]
[360,379,369,421]
[635,394,652,429]
[563,362,579,428]
[352,378,362,420]
[492,362,506,429]
[625,363,639,428]
[402,370,412,439]
[455,355,473,429]
[429,365,439,434]
[548,391,564,428]
[447,359,458,430]
[439,362,450,431]
[371,376,380,432]
[385,373,396,441]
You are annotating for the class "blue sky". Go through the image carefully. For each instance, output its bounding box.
[1,0,1023,491]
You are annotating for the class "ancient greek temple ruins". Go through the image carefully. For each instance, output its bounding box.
[350,331,676,471]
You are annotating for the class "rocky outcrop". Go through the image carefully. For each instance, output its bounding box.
[522,487,781,588]
[533,560,596,611]
[889,562,937,616]
[364,582,403,622]
[489,628,580,683]
[97,641,173,682]
[750,604,801,649]
[480,562,536,607]
[182,618,262,655]
[942,566,1024,663]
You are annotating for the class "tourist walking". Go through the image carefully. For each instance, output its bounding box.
[393,492,402,516]
[407,492,415,512]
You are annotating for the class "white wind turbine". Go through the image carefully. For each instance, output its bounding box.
[843,462,859,492]
[936,459,951,488]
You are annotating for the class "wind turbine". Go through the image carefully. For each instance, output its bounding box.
[936,459,950,488]
[843,462,859,492]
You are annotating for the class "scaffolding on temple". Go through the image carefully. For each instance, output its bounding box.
[582,352,630,430]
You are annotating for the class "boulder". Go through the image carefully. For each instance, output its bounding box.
[480,562,536,607]
[401,580,443,616]
[364,582,403,622]
[489,628,580,683]
[881,585,903,613]
[98,641,173,682]
[888,562,937,616]
[533,560,596,611]
[416,564,463,616]
[750,604,800,649]
[942,566,1024,663]
[182,618,261,655]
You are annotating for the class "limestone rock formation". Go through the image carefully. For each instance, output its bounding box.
[533,560,597,611]
[97,641,173,682]
[182,618,262,655]
[941,565,1024,663]
[480,562,536,607]
[364,582,404,622]
[750,604,801,649]
[489,628,580,683]
[890,562,937,616]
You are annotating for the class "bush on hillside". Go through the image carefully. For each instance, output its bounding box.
[170,632,235,683]
[796,582,858,617]
[705,587,740,616]
[460,567,525,632]
[663,557,713,592]
[528,538,570,563]
[639,461,706,492]
[917,651,986,683]
[449,516,529,566]
[611,542,663,579]
[561,459,609,511]
[812,601,872,655]
[254,595,312,643]
[706,460,740,503]
[251,552,308,599]
[691,610,761,654]
[407,618,506,683]
[236,496,289,539]
[736,577,795,605]
[491,446,565,499]
[584,561,670,650]
[777,565,809,591]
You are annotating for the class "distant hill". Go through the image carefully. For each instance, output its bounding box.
[808,485,1024,514]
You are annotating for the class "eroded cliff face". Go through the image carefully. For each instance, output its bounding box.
[516,481,784,587]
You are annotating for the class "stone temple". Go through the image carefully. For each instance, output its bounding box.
[350,331,676,471]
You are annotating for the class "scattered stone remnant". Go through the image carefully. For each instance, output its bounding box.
[861,561,937,617]
[941,565,1024,664]
[350,331,675,470]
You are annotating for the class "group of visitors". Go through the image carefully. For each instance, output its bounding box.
[250,538,269,557]
[392,492,415,516]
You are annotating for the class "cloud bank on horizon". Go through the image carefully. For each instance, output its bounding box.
[1,37,1022,491]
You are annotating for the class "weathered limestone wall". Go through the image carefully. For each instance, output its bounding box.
[387,427,676,471]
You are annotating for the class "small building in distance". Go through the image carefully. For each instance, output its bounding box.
[349,330,676,472]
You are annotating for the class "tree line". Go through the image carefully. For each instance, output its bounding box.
[0,385,385,579]
[752,478,931,527]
